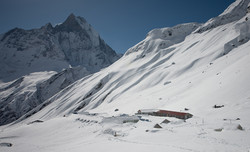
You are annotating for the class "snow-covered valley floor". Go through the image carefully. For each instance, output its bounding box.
[1,113,250,152]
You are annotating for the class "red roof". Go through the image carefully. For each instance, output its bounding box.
[157,110,190,117]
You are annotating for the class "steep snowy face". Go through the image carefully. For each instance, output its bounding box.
[0,66,89,125]
[125,23,199,57]
[55,13,99,46]
[0,72,56,125]
[196,0,250,33]
[0,13,119,82]
[54,14,119,70]
[0,27,68,82]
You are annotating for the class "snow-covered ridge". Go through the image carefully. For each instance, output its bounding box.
[54,13,100,46]
[196,0,250,33]
[0,66,89,125]
[125,23,199,56]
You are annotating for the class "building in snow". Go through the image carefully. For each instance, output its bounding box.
[137,109,158,115]
[137,109,193,120]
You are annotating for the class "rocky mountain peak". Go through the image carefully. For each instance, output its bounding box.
[55,13,87,32]
[0,13,120,82]
[41,22,53,31]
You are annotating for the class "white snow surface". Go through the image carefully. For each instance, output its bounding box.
[1,1,250,152]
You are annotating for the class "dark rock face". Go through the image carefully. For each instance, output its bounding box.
[54,13,85,32]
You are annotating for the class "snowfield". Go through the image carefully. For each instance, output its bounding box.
[0,114,250,152]
[1,0,250,151]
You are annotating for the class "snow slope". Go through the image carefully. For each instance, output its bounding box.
[0,66,89,125]
[1,0,250,151]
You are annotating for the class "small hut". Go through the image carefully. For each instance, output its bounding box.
[137,109,158,115]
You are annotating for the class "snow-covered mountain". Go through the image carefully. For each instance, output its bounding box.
[1,0,250,151]
[0,13,119,82]
[16,0,250,120]
[0,13,120,125]
[0,66,89,125]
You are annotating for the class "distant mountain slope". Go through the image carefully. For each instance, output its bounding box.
[0,13,120,82]
[0,66,89,125]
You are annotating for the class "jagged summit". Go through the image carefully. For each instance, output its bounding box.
[0,13,120,82]
[55,13,86,32]
[41,22,53,31]
[67,13,77,20]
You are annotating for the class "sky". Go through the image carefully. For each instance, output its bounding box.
[0,0,235,54]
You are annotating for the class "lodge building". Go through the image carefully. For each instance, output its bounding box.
[137,109,193,120]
